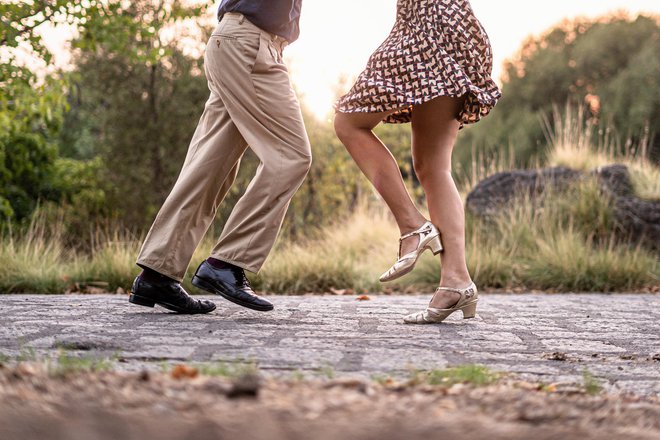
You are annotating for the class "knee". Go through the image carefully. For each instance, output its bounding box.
[299,152,313,176]
[333,113,357,146]
[413,157,431,184]
[413,154,452,185]
[281,149,312,182]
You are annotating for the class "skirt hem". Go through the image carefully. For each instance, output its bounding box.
[334,85,500,126]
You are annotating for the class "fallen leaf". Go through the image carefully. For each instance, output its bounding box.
[171,364,198,380]
[382,377,395,387]
[356,295,371,301]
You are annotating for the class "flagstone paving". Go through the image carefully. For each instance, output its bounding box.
[0,293,658,396]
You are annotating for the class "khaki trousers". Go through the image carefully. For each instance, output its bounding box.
[137,13,312,281]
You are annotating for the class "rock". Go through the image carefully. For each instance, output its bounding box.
[544,352,568,361]
[52,339,119,351]
[466,164,660,251]
[227,373,261,399]
[594,164,634,196]
[466,166,580,216]
[612,194,660,250]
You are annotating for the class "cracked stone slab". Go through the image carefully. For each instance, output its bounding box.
[0,293,658,396]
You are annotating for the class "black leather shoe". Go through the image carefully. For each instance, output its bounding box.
[192,261,273,312]
[129,276,216,314]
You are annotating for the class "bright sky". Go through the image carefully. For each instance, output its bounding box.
[286,0,659,118]
[40,0,659,119]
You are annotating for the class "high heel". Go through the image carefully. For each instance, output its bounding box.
[379,221,442,282]
[461,301,477,319]
[403,282,478,324]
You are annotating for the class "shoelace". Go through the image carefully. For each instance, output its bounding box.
[232,268,251,287]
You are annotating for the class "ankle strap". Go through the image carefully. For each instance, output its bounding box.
[399,222,432,241]
[435,283,477,297]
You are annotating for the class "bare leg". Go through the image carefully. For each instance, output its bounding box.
[411,96,472,309]
[334,111,426,252]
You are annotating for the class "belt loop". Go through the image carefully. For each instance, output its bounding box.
[239,14,245,24]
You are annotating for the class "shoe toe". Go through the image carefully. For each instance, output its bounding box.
[199,299,216,312]
[403,311,426,324]
[255,297,274,310]
[402,314,416,324]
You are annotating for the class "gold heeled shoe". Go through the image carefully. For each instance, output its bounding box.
[379,221,443,282]
[403,282,478,324]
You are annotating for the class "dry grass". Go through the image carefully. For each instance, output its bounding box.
[545,104,659,200]
[0,108,658,294]
[251,206,397,293]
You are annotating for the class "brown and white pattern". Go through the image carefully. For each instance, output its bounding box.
[335,0,501,125]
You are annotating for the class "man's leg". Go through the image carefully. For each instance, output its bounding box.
[189,17,311,311]
[204,24,312,273]
[136,86,248,282]
[130,84,247,314]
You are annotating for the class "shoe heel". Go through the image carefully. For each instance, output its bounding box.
[462,302,477,319]
[192,275,215,293]
[129,294,155,308]
[428,235,443,255]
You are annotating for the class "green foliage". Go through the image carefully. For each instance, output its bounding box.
[57,1,212,228]
[1,1,99,222]
[50,157,108,210]
[74,1,206,64]
[0,133,58,220]
[1,1,94,62]
[196,360,259,378]
[39,157,116,240]
[317,364,336,379]
[0,33,66,221]
[17,346,37,362]
[49,351,114,377]
[455,14,660,174]
[582,369,603,395]
[1,1,209,226]
[410,365,500,387]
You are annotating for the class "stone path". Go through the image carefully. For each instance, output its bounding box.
[0,294,658,396]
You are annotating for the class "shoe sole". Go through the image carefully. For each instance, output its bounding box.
[128,294,216,315]
[191,276,273,312]
[380,246,442,283]
[403,300,478,324]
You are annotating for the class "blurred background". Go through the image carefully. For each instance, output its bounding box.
[0,0,658,294]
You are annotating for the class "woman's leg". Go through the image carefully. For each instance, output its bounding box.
[411,96,472,309]
[334,111,426,253]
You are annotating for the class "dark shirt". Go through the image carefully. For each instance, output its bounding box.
[217,0,303,43]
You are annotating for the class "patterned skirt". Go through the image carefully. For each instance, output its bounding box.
[335,0,501,125]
